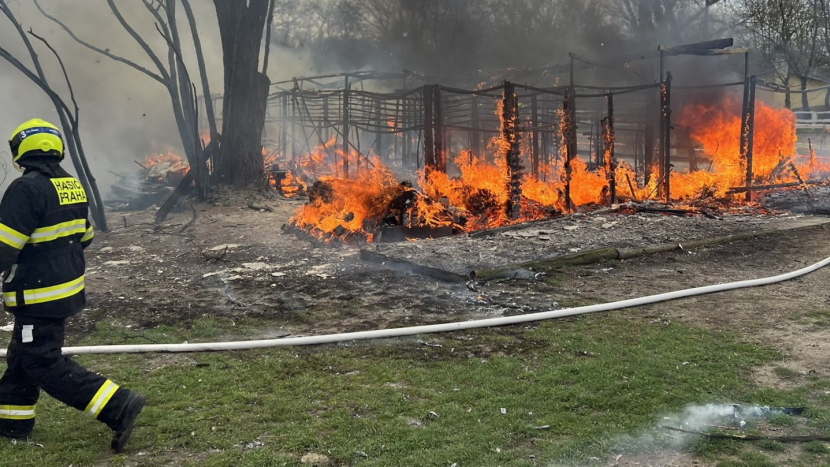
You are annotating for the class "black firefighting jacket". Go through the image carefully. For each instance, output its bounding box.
[0,161,94,318]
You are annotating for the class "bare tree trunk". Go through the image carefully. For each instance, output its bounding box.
[784,74,792,109]
[801,76,811,110]
[181,0,217,140]
[213,0,271,189]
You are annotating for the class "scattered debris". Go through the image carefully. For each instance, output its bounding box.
[209,244,241,251]
[300,452,331,465]
[248,202,274,212]
[106,158,189,211]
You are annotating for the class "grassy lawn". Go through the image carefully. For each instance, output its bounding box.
[0,311,828,466]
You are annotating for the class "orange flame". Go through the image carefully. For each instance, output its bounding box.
[286,94,824,243]
[673,94,799,198]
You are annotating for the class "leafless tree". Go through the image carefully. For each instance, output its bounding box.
[35,0,213,209]
[270,0,628,76]
[733,0,827,109]
[0,0,108,230]
[211,0,273,189]
[609,0,727,45]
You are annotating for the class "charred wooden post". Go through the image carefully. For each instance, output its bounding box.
[658,89,665,196]
[562,93,574,212]
[604,91,616,205]
[423,86,435,169]
[402,96,410,167]
[567,56,577,177]
[660,72,673,202]
[659,49,665,86]
[598,118,605,169]
[471,94,481,160]
[433,85,446,172]
[739,74,750,177]
[745,75,757,201]
[502,82,523,220]
[322,95,330,143]
[588,119,600,169]
[355,94,363,172]
[531,94,540,176]
[644,92,656,186]
[292,83,314,161]
[374,99,384,163]
[342,77,351,178]
[281,93,288,160]
[393,98,400,165]
[290,92,297,163]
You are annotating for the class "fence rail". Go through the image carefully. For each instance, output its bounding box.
[796,111,830,129]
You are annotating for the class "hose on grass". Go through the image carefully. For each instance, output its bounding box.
[4,255,829,356]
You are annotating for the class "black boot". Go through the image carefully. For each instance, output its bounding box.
[110,391,145,453]
[0,427,31,440]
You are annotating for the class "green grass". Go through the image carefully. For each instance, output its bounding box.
[716,451,778,467]
[0,313,810,466]
[802,310,830,327]
[768,413,798,427]
[804,441,830,454]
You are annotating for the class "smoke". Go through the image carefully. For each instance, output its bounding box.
[0,0,747,197]
[0,0,317,194]
[605,403,798,459]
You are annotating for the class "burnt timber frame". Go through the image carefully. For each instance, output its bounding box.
[264,38,777,213]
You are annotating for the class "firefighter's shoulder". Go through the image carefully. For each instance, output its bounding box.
[2,175,48,204]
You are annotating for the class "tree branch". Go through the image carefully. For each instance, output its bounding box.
[181,0,218,139]
[106,0,172,83]
[27,29,79,125]
[32,0,166,85]
[0,31,108,230]
[262,0,276,75]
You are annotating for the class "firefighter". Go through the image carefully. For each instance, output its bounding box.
[0,119,145,452]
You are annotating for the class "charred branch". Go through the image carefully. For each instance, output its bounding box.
[37,0,211,212]
[0,1,107,230]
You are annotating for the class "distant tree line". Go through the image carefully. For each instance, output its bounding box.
[271,0,830,109]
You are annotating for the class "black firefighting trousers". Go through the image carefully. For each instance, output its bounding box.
[0,316,131,437]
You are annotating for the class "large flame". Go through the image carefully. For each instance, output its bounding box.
[673,94,801,198]
[142,95,825,243]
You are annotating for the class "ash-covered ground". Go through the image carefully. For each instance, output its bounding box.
[60,186,830,342]
[368,187,829,275]
[17,185,830,466]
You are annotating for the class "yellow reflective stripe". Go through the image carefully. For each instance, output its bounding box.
[0,404,35,420]
[0,223,28,250]
[21,276,84,305]
[28,219,87,244]
[81,225,94,243]
[85,380,119,418]
[3,292,16,307]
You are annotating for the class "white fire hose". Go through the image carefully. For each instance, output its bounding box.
[3,255,830,356]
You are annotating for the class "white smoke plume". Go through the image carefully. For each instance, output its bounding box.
[611,403,798,455]
[0,1,316,194]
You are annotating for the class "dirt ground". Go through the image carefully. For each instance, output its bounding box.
[32,189,830,466]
